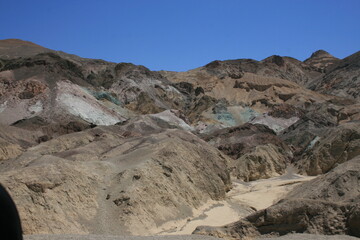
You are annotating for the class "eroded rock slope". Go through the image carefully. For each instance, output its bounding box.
[0,118,231,235]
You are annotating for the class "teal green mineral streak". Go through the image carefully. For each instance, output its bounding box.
[213,107,260,127]
[239,107,259,123]
[216,112,236,126]
[93,92,122,105]
[84,88,122,106]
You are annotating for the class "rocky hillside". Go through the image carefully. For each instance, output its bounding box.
[0,39,359,239]
[309,51,360,99]
[0,118,231,235]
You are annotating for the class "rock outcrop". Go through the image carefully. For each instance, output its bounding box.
[295,121,360,175]
[235,144,289,181]
[202,123,291,181]
[0,124,41,161]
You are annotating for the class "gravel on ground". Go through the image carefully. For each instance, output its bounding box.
[24,234,222,240]
[257,233,359,240]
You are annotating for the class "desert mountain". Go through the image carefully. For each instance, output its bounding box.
[0,39,359,239]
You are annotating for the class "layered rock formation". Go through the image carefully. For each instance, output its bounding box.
[304,50,340,72]
[310,51,360,100]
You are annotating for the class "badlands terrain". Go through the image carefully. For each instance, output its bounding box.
[0,39,359,239]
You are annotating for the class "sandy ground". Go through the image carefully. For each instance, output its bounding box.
[24,234,360,240]
[229,167,316,210]
[256,233,360,239]
[24,235,221,240]
[155,167,315,235]
[23,170,353,240]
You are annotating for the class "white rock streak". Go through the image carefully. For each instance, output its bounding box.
[58,93,120,125]
[28,101,43,113]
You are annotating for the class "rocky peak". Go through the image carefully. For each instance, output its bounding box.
[304,50,339,71]
[308,50,334,59]
[262,55,285,67]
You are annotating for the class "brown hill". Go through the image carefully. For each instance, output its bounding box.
[309,51,360,100]
[0,119,231,235]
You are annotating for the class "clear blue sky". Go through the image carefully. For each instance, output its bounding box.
[0,0,359,71]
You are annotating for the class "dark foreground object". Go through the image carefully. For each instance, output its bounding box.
[0,184,23,240]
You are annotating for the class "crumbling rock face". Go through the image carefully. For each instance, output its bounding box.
[18,80,47,99]
[202,123,291,180]
[295,121,360,175]
[235,144,289,181]
[11,116,95,140]
[202,123,284,158]
[288,157,360,202]
[247,199,351,235]
[205,60,245,79]
[268,104,306,119]
[0,124,40,161]
[0,140,23,161]
[280,111,337,158]
[126,91,166,114]
[186,95,218,124]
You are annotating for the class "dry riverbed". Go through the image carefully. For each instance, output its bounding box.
[155,168,316,235]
